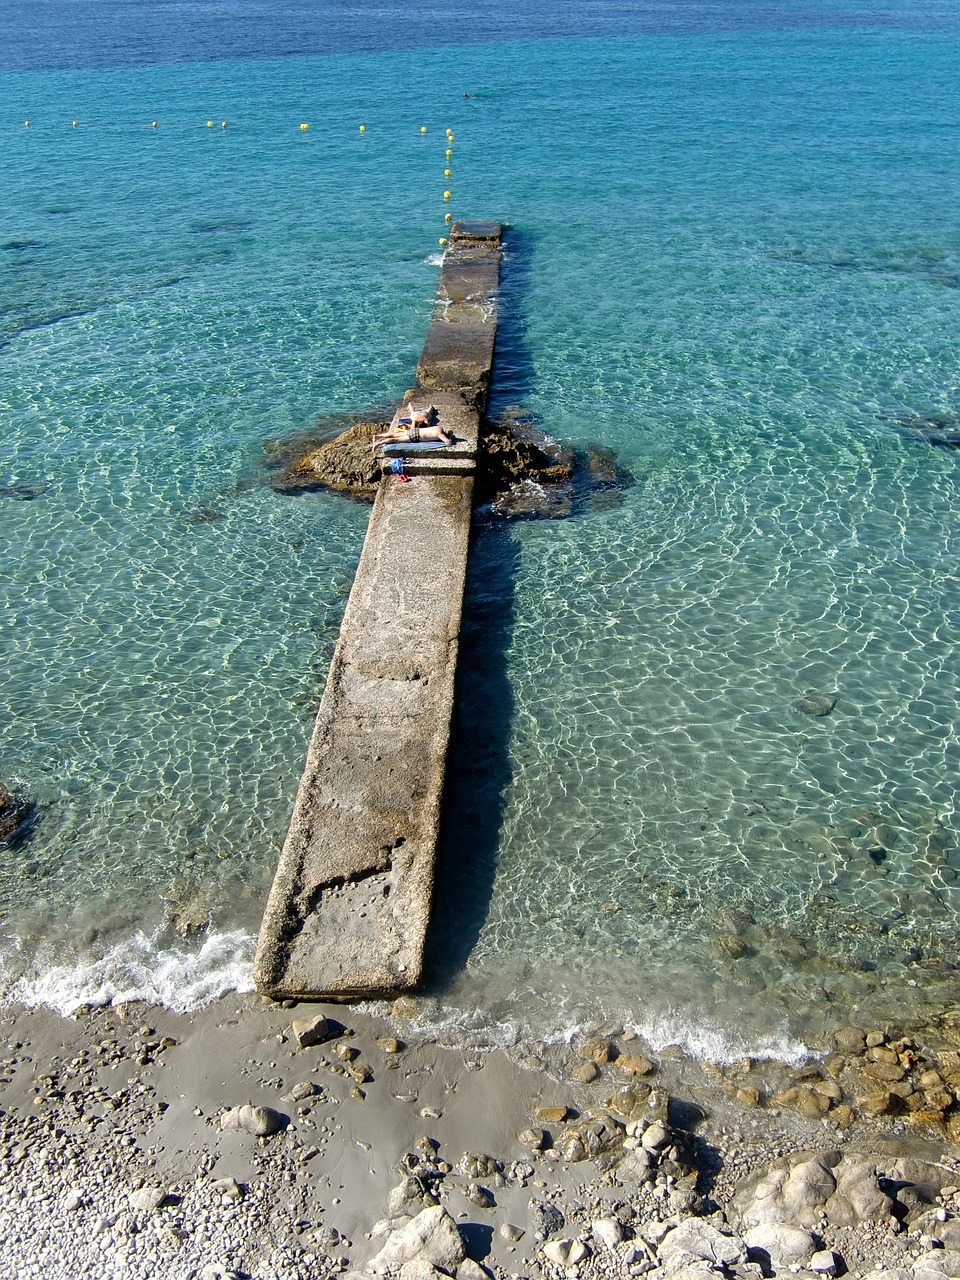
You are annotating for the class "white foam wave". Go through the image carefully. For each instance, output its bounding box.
[423,253,444,266]
[3,929,256,1017]
[626,1009,810,1068]
[359,990,811,1067]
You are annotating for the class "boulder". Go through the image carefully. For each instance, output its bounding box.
[916,1254,960,1280]
[557,1116,624,1162]
[456,1262,491,1280]
[542,1240,590,1267]
[368,1206,466,1275]
[269,421,384,499]
[731,1151,897,1232]
[291,1014,332,1048]
[659,1220,746,1268]
[387,1177,437,1217]
[129,1186,168,1212]
[398,1261,447,1280]
[529,1199,565,1240]
[744,1224,817,1268]
[825,1157,894,1226]
[591,1218,624,1249]
[219,1104,285,1137]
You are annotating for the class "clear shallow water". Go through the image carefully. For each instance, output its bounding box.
[2,2,960,1055]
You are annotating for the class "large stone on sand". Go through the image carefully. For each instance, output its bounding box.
[658,1220,746,1268]
[220,1103,285,1137]
[744,1224,817,1268]
[368,1206,466,1274]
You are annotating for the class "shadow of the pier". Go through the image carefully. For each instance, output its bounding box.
[422,518,520,985]
[421,226,536,987]
[486,226,537,420]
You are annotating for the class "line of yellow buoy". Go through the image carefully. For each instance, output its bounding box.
[20,119,382,131]
[19,119,462,142]
[21,117,463,250]
[438,127,455,246]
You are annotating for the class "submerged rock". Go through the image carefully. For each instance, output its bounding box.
[0,482,46,500]
[792,691,838,717]
[0,781,33,845]
[161,873,215,938]
[892,411,960,450]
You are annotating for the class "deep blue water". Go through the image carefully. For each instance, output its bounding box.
[2,0,951,72]
[2,0,960,1057]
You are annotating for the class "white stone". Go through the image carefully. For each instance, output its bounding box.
[592,1218,624,1249]
[129,1187,167,1212]
[659,1220,746,1268]
[219,1103,284,1137]
[369,1206,466,1274]
[542,1239,590,1267]
[641,1122,670,1152]
[809,1250,840,1276]
[744,1224,816,1267]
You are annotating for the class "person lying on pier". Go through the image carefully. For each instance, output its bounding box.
[371,405,453,451]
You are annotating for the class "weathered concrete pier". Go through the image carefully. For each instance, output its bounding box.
[254,221,502,1000]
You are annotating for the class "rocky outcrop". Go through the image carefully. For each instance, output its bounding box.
[267,420,386,501]
[265,402,634,516]
[728,1147,948,1233]
[478,406,633,519]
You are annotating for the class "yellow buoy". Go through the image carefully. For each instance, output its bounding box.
[359,124,365,133]
[72,120,79,128]
[443,190,451,200]
[445,148,452,157]
[445,212,452,222]
[439,238,447,246]
[151,121,158,128]
[447,133,454,142]
[444,168,451,177]
[300,122,309,130]
[24,120,30,127]
[420,126,427,133]
[206,120,213,127]
[221,120,227,128]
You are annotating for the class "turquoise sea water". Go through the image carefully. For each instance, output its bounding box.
[2,2,960,1057]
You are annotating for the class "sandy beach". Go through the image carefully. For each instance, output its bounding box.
[3,993,960,1279]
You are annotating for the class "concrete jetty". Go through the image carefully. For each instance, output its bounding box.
[254,222,502,1000]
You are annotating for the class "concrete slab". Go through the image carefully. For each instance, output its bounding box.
[254,471,475,1000]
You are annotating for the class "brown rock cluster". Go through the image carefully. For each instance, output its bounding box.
[748,1025,960,1134]
[477,407,633,518]
[267,420,385,501]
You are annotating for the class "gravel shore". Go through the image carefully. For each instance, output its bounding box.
[2,994,960,1280]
